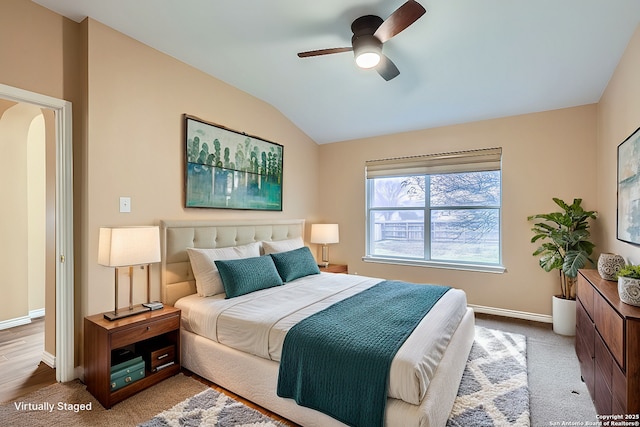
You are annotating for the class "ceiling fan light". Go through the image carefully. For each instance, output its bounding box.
[356,51,381,69]
[353,34,382,69]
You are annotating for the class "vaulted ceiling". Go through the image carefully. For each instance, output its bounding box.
[34,0,640,144]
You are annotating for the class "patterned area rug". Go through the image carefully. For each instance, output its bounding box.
[447,326,530,426]
[138,388,287,427]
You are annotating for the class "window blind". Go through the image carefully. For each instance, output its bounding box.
[365,147,502,178]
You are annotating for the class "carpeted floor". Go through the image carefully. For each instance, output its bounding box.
[0,373,208,427]
[475,313,597,425]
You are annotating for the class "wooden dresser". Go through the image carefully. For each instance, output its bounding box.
[575,269,640,415]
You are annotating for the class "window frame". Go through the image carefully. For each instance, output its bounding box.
[363,149,505,274]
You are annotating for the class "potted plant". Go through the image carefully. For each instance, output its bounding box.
[616,265,640,307]
[528,198,597,335]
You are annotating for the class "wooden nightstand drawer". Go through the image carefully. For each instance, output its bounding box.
[137,339,176,371]
[111,315,179,349]
[149,345,175,371]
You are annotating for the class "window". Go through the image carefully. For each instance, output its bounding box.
[365,148,503,272]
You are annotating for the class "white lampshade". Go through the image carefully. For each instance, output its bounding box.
[98,226,161,267]
[310,224,339,245]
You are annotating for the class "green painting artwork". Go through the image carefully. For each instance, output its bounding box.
[618,126,640,244]
[185,115,283,211]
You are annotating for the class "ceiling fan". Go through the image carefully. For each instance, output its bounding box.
[297,0,426,81]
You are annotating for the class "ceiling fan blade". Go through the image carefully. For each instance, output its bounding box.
[374,0,426,43]
[297,47,353,58]
[376,55,400,81]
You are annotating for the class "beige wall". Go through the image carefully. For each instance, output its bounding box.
[0,0,80,358]
[27,113,46,314]
[81,19,321,318]
[0,0,79,101]
[0,103,30,322]
[0,103,48,319]
[597,25,640,264]
[0,102,55,351]
[319,105,598,316]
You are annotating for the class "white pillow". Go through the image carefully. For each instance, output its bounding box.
[186,242,261,297]
[262,236,304,255]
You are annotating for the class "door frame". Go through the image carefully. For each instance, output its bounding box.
[0,84,74,382]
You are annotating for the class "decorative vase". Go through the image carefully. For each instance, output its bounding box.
[597,253,625,281]
[618,277,640,307]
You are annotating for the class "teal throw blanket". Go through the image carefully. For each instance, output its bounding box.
[277,280,450,427]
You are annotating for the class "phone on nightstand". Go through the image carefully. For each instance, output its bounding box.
[142,301,164,310]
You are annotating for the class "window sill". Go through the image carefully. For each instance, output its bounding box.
[361,256,506,274]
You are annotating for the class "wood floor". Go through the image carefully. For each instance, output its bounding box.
[0,318,56,403]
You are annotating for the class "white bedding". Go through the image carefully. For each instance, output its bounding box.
[175,272,468,406]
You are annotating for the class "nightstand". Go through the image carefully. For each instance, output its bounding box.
[84,305,181,409]
[319,264,348,274]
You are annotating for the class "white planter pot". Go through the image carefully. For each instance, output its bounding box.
[618,277,640,307]
[552,295,576,336]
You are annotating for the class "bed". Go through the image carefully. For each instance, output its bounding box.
[160,219,475,427]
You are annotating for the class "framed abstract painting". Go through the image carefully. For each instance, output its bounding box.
[617,126,640,244]
[184,115,283,211]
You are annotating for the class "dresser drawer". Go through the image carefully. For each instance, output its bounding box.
[111,315,180,349]
[595,333,613,390]
[594,296,624,369]
[576,300,594,350]
[612,362,627,412]
[577,274,595,320]
[576,300,595,393]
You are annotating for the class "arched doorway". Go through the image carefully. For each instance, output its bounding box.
[0,84,74,383]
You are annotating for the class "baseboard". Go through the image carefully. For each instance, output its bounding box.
[42,350,56,369]
[30,308,45,319]
[0,315,31,331]
[470,304,552,324]
[0,309,46,330]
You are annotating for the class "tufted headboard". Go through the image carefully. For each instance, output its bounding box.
[160,219,305,305]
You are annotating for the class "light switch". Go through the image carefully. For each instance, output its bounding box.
[119,197,131,213]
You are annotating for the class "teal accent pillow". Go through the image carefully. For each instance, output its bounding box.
[215,256,283,298]
[270,246,321,283]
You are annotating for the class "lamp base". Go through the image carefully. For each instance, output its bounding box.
[103,305,150,321]
[321,244,330,268]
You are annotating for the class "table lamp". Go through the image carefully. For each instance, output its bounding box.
[310,223,339,268]
[98,226,161,320]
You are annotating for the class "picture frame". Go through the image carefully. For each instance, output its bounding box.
[617,126,640,245]
[184,115,283,211]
